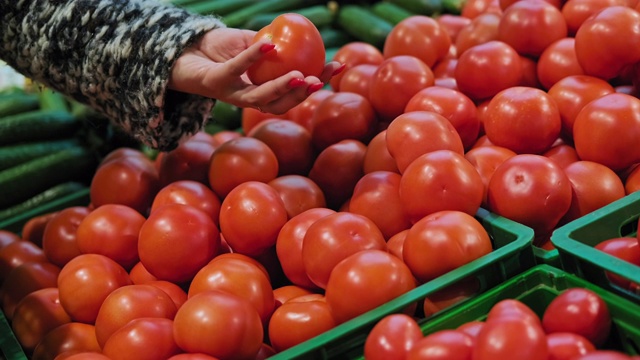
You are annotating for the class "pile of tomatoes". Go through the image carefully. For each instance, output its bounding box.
[2,0,640,358]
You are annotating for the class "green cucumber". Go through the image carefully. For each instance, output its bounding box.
[372,2,414,24]
[242,5,336,31]
[0,147,97,209]
[38,88,69,112]
[319,27,355,49]
[0,92,40,118]
[385,0,444,16]
[336,5,394,49]
[211,101,242,130]
[222,0,324,28]
[0,182,87,221]
[0,110,81,145]
[0,138,81,171]
[185,0,261,16]
[442,0,466,14]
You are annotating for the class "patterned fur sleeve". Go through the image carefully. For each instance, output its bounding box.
[0,0,226,151]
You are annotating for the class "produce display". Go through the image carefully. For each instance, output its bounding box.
[1,0,640,359]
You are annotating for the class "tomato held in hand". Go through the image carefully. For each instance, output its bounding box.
[247,13,325,85]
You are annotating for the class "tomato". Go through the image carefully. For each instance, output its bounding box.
[465,145,517,206]
[594,237,640,289]
[167,354,219,360]
[31,322,101,360]
[626,165,640,194]
[102,317,181,360]
[473,315,548,360]
[405,86,480,150]
[329,42,384,91]
[90,155,160,215]
[407,330,474,360]
[574,6,640,80]
[561,161,626,224]
[0,240,47,284]
[363,130,400,174]
[546,332,596,360]
[562,0,632,35]
[542,288,612,347]
[484,86,561,154]
[462,0,502,19]
[268,175,326,219]
[438,14,473,43]
[573,93,640,171]
[128,261,158,284]
[310,91,377,150]
[0,230,20,250]
[173,290,263,359]
[287,89,333,133]
[487,299,542,327]
[302,211,386,289]
[41,206,89,268]
[307,139,367,210]
[268,296,336,352]
[403,210,492,283]
[537,38,584,90]
[369,55,435,122]
[519,55,542,88]
[210,130,241,148]
[157,138,216,188]
[455,12,501,56]
[497,0,567,57]
[487,154,572,240]
[422,279,480,317]
[433,58,458,79]
[12,288,71,354]
[208,136,279,198]
[21,212,57,247]
[248,119,315,176]
[338,64,379,99]
[455,41,523,101]
[273,285,315,308]
[386,229,409,261]
[364,314,423,360]
[1,261,60,320]
[457,321,485,340]
[150,180,221,225]
[385,111,465,173]
[219,181,287,257]
[53,352,110,360]
[325,249,417,324]
[247,13,325,85]
[574,351,634,360]
[138,203,219,284]
[399,150,484,223]
[547,75,615,140]
[384,16,451,68]
[241,108,286,135]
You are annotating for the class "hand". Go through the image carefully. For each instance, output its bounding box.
[168,27,343,114]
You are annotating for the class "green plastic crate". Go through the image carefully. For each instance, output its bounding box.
[268,207,536,360]
[551,191,640,303]
[533,246,561,268]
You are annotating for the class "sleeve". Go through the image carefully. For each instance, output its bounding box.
[0,0,226,151]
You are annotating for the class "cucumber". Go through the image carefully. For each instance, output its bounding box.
[222,0,324,28]
[0,92,39,118]
[319,27,355,49]
[0,182,87,221]
[242,5,336,31]
[384,0,444,16]
[0,147,97,209]
[38,88,69,112]
[0,138,81,171]
[372,2,414,24]
[211,100,242,130]
[185,0,261,16]
[336,5,394,49]
[442,0,466,14]
[0,110,81,145]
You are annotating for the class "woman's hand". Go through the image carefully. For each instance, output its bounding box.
[168,27,343,114]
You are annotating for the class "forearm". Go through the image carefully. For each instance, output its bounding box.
[0,0,225,150]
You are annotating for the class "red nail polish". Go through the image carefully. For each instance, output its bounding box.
[288,78,305,88]
[332,63,346,76]
[307,83,324,95]
[260,43,275,53]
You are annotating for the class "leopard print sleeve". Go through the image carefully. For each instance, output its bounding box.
[0,0,226,151]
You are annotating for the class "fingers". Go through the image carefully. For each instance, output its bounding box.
[245,71,320,114]
[223,38,275,77]
[319,61,345,84]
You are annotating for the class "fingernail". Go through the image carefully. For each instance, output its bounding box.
[288,78,305,88]
[307,83,324,95]
[260,43,275,53]
[332,63,346,76]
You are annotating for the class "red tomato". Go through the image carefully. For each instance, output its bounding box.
[386,229,409,261]
[457,321,485,340]
[369,55,435,121]
[364,314,423,360]
[1,261,60,321]
[329,42,384,91]
[483,86,561,155]
[542,288,612,347]
[0,230,20,250]
[325,249,417,324]
[128,261,157,284]
[287,89,333,133]
[574,6,640,80]
[455,41,523,101]
[157,138,216,188]
[473,315,548,360]
[41,206,89,268]
[0,240,47,284]
[519,55,542,88]
[626,164,640,194]
[219,181,288,257]
[248,119,315,176]
[102,318,181,360]
[462,0,502,18]
[302,211,386,289]
[487,299,542,327]
[574,351,634,360]
[562,0,632,35]
[385,111,465,174]
[497,0,567,57]
[543,142,580,169]
[99,147,148,166]
[241,108,286,135]
[422,279,480,317]
[268,175,326,219]
[146,280,188,310]
[383,16,451,68]
[594,237,640,289]
[546,332,596,360]
[150,180,221,225]
[53,352,110,360]
[537,38,584,90]
[310,91,377,150]
[31,322,101,360]
[210,130,242,148]
[437,14,473,43]
[399,150,484,223]
[573,93,640,171]
[407,330,474,360]
[404,86,480,150]
[138,203,219,284]
[455,12,501,56]
[363,130,400,174]
[173,290,263,359]
[208,136,279,198]
[247,13,325,85]
[465,145,517,206]
[433,58,458,79]
[167,354,219,360]
[20,212,57,247]
[273,285,315,308]
[403,210,492,283]
[338,64,378,99]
